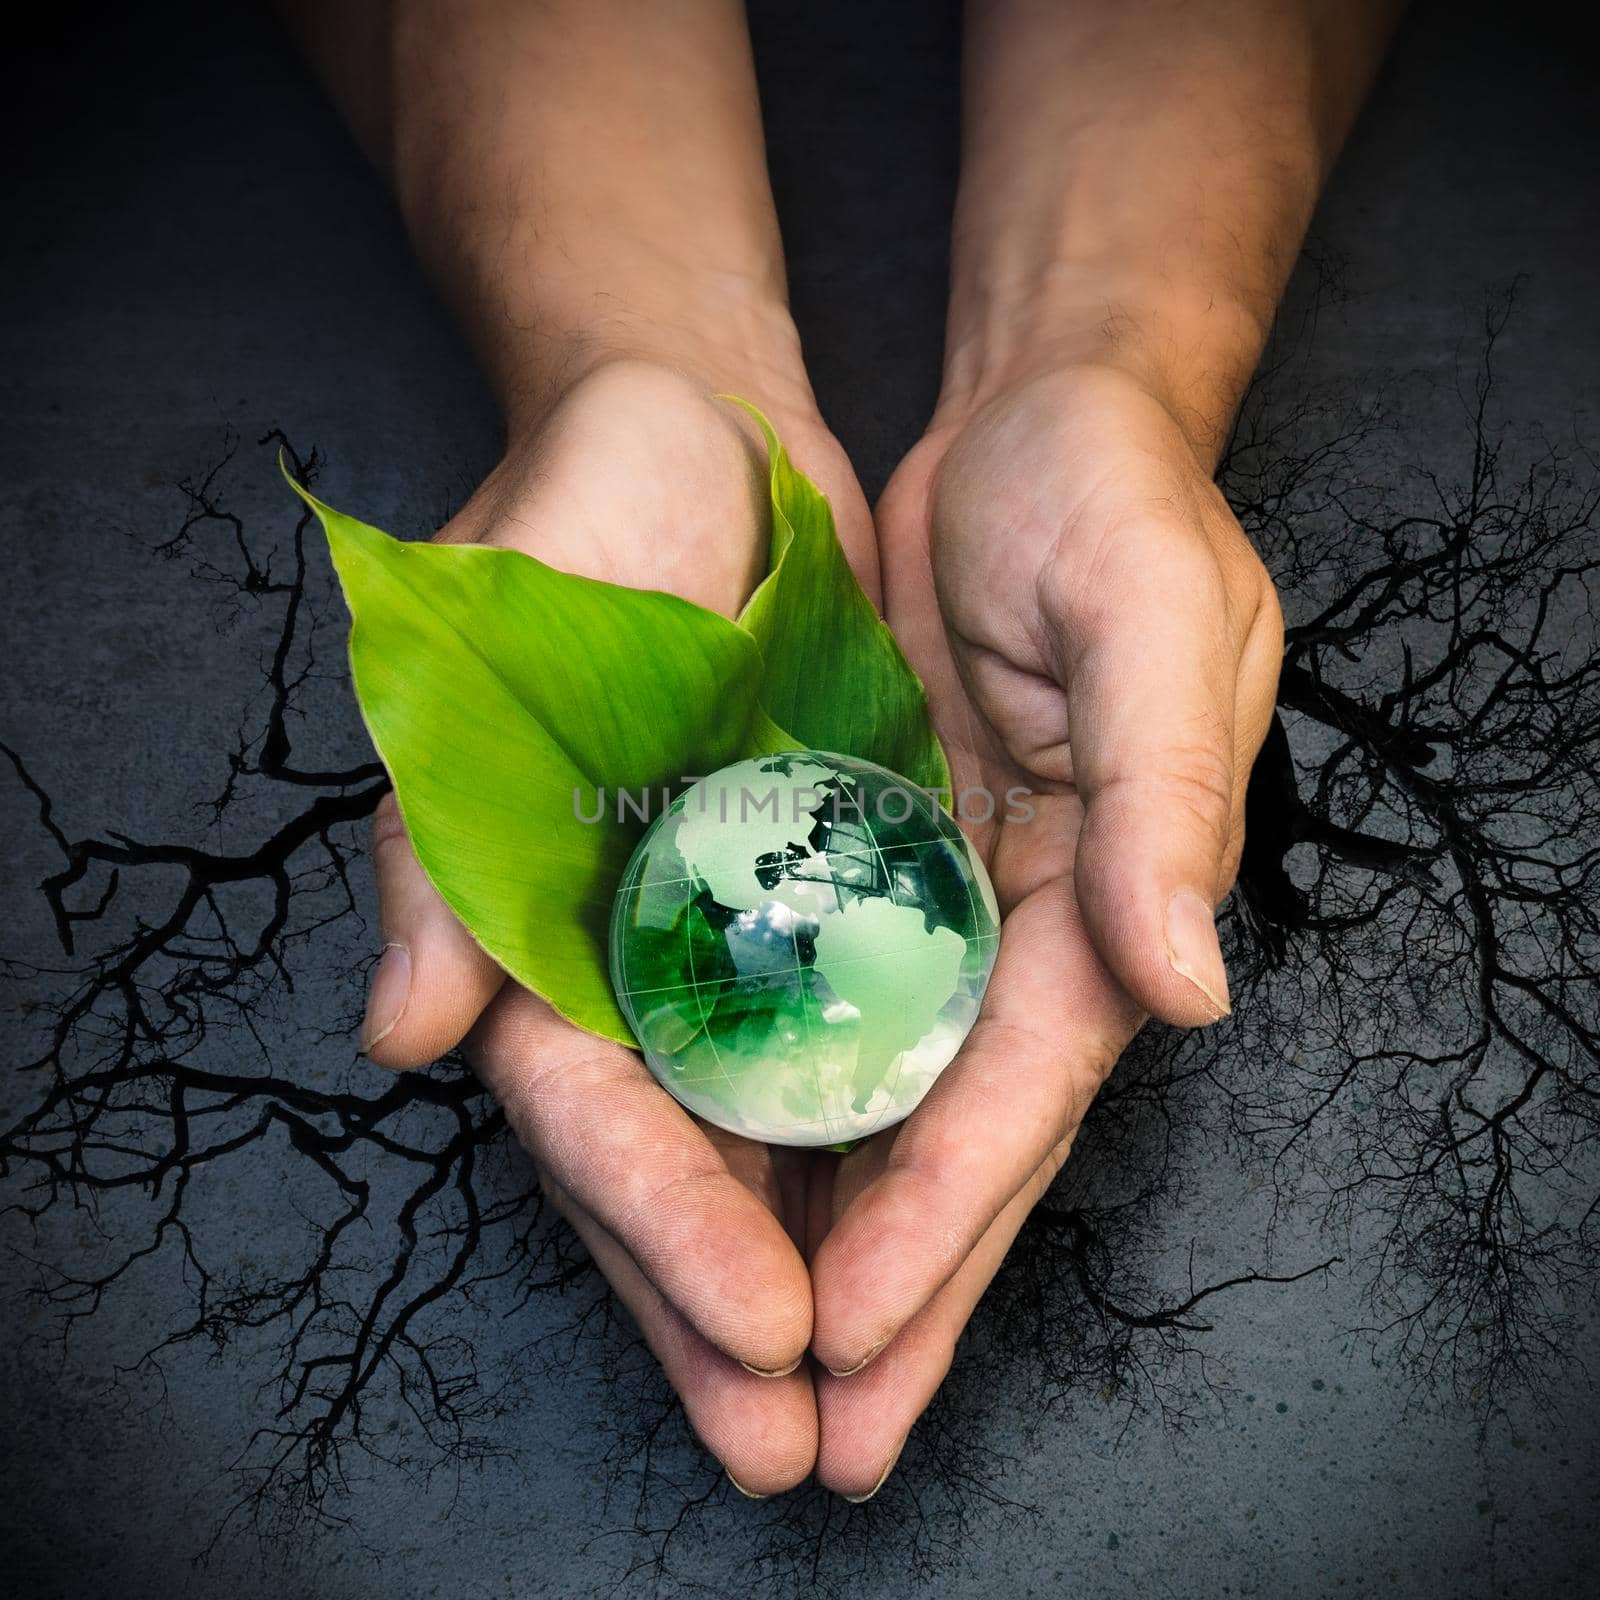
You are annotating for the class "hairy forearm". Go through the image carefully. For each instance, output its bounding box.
[276,0,808,435]
[940,0,1404,460]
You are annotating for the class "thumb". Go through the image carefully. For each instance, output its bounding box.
[362,791,507,1068]
[1054,532,1261,1028]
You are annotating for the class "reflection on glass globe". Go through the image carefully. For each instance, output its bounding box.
[608,751,1001,1148]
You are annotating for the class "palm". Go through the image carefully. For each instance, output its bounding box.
[373,360,873,1494]
[455,367,828,1255]
[875,415,1146,1157]
[800,425,1143,1498]
[805,370,1279,1495]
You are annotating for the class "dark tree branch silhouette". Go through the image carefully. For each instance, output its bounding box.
[1221,285,1600,1406]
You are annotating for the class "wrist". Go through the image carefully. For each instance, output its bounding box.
[397,189,815,448]
[933,264,1273,469]
[472,269,876,583]
[495,264,819,451]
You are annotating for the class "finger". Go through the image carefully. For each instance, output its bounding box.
[814,1139,1066,1500]
[809,881,1139,1376]
[543,1170,818,1495]
[701,1117,814,1268]
[1227,590,1287,883]
[767,1141,820,1260]
[469,984,813,1375]
[362,792,507,1068]
[1048,512,1279,1027]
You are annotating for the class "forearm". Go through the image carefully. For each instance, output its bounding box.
[276,0,810,436]
[939,0,1403,461]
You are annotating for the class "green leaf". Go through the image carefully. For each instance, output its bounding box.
[291,402,951,1048]
[731,400,952,799]
[285,468,789,1045]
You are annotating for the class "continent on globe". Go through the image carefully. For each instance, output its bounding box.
[608,751,1001,1147]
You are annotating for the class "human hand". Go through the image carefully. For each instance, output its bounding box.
[805,363,1283,1497]
[362,357,875,1496]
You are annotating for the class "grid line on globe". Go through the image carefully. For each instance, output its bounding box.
[682,876,736,1111]
[608,751,1001,1147]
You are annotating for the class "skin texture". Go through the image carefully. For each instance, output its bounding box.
[279,0,1402,1499]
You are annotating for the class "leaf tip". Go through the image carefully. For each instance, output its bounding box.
[715,392,781,461]
[278,450,348,544]
[276,462,388,578]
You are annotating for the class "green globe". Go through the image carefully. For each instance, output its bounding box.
[608,751,1001,1148]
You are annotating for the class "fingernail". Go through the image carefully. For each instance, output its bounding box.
[726,1471,769,1501]
[841,1434,907,1504]
[740,1355,803,1378]
[825,1335,888,1378]
[1164,890,1231,1020]
[362,942,411,1053]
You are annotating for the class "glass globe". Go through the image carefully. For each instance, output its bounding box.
[608,750,1001,1147]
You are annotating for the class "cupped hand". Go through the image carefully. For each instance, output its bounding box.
[807,364,1283,1497]
[361,357,873,1496]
